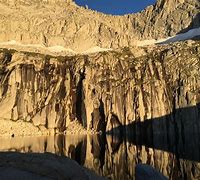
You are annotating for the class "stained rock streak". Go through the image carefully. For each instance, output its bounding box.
[0,40,200,135]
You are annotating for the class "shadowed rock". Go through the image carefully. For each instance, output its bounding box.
[0,152,104,180]
[135,164,168,180]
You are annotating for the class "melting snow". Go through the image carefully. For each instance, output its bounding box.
[0,41,112,55]
[81,46,112,54]
[47,46,76,53]
[136,27,200,46]
[0,27,199,55]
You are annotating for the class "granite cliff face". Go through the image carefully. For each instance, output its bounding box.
[0,1,200,179]
[0,0,199,136]
[133,0,200,39]
[0,0,199,51]
[0,40,200,136]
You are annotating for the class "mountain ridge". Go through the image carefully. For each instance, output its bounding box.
[0,0,199,51]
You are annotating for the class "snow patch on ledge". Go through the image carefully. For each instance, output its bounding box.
[0,27,199,55]
[0,40,112,55]
[136,27,200,46]
[82,46,113,54]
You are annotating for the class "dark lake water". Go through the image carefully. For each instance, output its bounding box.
[0,132,200,180]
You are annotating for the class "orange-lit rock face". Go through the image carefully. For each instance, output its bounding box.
[0,41,200,136]
[0,0,199,51]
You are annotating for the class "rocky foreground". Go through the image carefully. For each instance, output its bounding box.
[0,152,104,180]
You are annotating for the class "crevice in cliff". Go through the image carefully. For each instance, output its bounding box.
[55,69,68,132]
[0,53,13,99]
[76,70,86,128]
[172,73,182,175]
[108,114,122,135]
[2,53,12,65]
[92,99,106,132]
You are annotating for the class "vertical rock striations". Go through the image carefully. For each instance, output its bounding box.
[0,40,200,135]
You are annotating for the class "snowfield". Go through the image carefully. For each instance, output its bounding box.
[0,40,112,55]
[0,27,199,55]
[136,27,200,46]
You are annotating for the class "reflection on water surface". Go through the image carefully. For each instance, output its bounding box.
[0,134,200,180]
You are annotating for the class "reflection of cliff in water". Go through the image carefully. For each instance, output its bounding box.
[1,104,200,179]
[110,103,200,163]
[0,129,200,180]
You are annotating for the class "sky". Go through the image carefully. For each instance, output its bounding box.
[74,0,157,15]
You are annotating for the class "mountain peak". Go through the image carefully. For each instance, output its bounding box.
[0,0,73,5]
[0,0,199,51]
